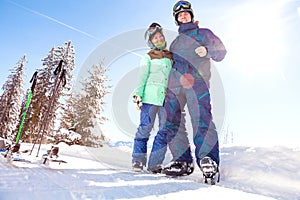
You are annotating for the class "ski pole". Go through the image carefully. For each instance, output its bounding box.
[33,60,66,157]
[36,69,66,157]
[29,60,64,156]
[15,71,38,144]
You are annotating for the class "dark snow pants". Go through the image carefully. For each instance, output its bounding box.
[164,71,220,167]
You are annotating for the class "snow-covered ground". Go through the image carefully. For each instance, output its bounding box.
[0,142,299,200]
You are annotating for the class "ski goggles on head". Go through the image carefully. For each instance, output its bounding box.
[173,1,191,13]
[148,23,162,34]
[146,23,163,38]
[149,22,161,28]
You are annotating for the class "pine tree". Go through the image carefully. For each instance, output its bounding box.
[60,61,110,147]
[59,93,77,131]
[0,55,26,140]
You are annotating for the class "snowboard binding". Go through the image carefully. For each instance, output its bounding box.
[148,165,163,174]
[200,157,220,185]
[162,161,194,176]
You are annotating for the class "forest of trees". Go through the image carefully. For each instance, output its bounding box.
[0,41,110,147]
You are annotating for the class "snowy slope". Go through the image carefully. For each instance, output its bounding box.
[0,142,299,200]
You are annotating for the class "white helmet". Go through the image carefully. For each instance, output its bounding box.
[144,22,166,50]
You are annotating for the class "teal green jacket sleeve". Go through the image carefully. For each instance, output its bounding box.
[133,55,150,97]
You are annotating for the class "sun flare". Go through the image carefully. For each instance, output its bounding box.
[226,2,286,78]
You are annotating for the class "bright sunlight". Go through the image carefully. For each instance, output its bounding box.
[226,1,287,78]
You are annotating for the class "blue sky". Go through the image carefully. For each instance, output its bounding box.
[1,0,300,146]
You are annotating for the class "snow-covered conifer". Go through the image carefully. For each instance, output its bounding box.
[60,61,110,147]
[0,55,26,140]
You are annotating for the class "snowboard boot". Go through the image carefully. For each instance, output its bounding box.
[132,161,144,172]
[199,156,220,185]
[148,165,163,174]
[162,161,194,176]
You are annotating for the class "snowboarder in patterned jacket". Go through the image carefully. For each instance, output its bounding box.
[132,23,173,173]
[162,0,227,180]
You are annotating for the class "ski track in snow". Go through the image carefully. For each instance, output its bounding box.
[0,143,299,200]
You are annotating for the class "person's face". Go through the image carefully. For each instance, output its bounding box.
[151,32,165,44]
[177,11,192,24]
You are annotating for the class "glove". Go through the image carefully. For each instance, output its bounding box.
[195,46,207,57]
[133,95,143,110]
[133,95,142,103]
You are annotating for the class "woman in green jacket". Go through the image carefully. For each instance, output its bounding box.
[132,23,172,172]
